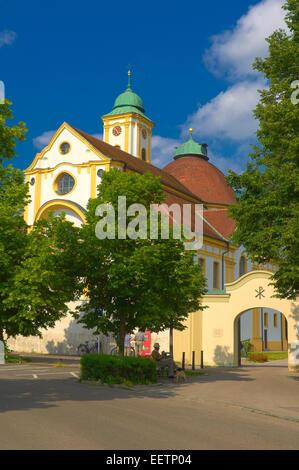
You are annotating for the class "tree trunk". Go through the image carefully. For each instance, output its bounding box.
[169,327,173,357]
[119,315,126,357]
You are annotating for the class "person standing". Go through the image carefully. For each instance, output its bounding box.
[134,329,146,357]
[124,333,132,356]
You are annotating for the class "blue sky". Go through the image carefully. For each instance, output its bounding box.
[1,0,287,174]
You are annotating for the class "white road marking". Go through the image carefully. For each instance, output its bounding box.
[14,371,77,376]
[70,372,79,378]
[0,367,54,372]
[33,374,38,379]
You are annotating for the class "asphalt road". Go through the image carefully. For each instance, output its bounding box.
[0,359,298,450]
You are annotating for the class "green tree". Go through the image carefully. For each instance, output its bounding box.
[3,215,83,339]
[75,169,206,356]
[227,0,299,299]
[0,100,28,341]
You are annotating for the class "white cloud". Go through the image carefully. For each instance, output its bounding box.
[151,135,181,168]
[33,130,56,150]
[0,30,17,48]
[204,0,286,80]
[184,79,265,141]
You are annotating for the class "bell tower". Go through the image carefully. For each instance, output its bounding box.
[101,72,154,162]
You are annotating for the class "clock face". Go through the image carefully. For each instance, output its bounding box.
[142,128,147,139]
[112,125,122,136]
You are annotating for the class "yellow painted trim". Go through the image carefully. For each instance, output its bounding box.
[147,128,151,162]
[102,112,155,128]
[25,160,111,177]
[124,119,130,153]
[35,200,86,224]
[33,172,42,220]
[53,171,77,197]
[137,123,141,158]
[225,270,272,291]
[204,203,231,210]
[90,165,97,198]
[24,122,112,173]
[104,125,109,143]
[203,293,230,303]
[59,141,71,155]
[23,174,30,224]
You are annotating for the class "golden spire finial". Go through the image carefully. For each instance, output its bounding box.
[127,70,131,89]
[189,128,194,137]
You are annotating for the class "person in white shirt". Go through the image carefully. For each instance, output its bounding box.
[134,329,146,357]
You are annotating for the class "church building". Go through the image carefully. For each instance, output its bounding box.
[8,74,288,363]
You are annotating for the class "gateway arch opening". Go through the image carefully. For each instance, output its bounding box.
[234,308,288,367]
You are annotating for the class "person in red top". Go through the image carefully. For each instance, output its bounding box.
[151,343,176,378]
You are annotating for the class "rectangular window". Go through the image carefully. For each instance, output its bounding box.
[198,257,205,276]
[264,312,268,328]
[213,262,219,289]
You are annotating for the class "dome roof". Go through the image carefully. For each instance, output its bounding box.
[163,131,236,206]
[103,72,147,118]
[174,129,208,160]
[113,88,145,113]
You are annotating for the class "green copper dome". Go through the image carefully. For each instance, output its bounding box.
[103,73,147,118]
[174,129,208,160]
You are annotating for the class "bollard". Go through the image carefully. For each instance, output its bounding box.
[201,350,204,369]
[192,351,195,370]
[182,352,185,370]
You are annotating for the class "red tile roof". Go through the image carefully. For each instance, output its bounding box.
[69,125,235,243]
[203,209,236,240]
[163,156,236,206]
[70,125,204,203]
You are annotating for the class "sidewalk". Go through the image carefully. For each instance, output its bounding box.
[8,352,81,366]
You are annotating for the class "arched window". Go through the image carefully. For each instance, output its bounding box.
[54,173,75,195]
[239,255,247,277]
[141,148,146,161]
[273,313,278,328]
[213,262,219,289]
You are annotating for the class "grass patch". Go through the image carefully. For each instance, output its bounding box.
[5,355,32,364]
[263,351,288,361]
[184,370,208,376]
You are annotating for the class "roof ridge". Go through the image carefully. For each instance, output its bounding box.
[68,125,205,203]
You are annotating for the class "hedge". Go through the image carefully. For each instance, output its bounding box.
[80,354,157,385]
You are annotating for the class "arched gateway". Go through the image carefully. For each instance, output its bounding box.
[174,270,299,371]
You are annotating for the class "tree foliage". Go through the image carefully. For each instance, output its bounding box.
[0,101,82,341]
[226,0,299,299]
[75,169,206,356]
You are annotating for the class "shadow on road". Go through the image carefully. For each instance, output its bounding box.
[0,366,254,414]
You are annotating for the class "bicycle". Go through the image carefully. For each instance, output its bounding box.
[77,341,98,355]
[110,346,135,356]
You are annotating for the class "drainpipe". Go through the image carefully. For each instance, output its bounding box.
[221,241,230,290]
